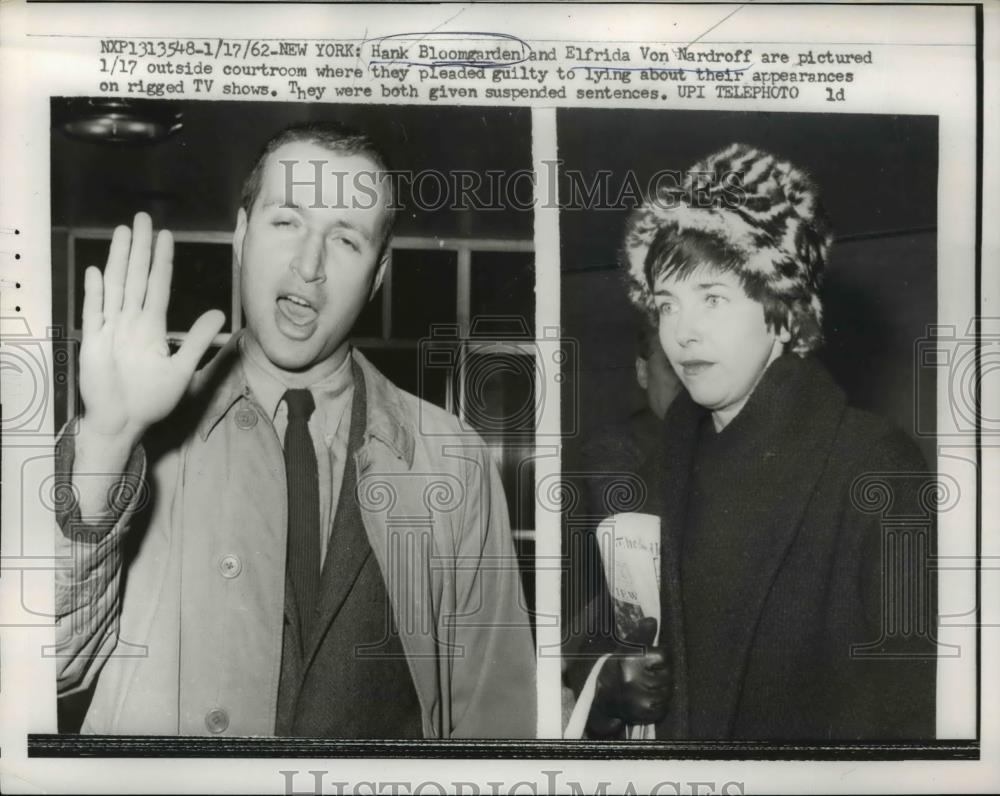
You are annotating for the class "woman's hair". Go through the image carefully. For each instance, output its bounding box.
[621,143,833,356]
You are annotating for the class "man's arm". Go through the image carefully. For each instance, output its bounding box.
[447,444,537,739]
[53,420,147,694]
[54,211,223,693]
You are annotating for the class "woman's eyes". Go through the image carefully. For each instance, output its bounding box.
[657,294,726,314]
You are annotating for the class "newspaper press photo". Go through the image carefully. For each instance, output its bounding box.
[0,0,998,794]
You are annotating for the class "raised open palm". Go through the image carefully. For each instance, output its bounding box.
[78,212,226,443]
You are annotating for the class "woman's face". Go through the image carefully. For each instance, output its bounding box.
[652,265,789,430]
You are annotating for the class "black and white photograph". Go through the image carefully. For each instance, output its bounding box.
[48,99,538,738]
[559,108,947,743]
[0,0,993,792]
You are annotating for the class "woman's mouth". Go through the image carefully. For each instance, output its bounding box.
[680,359,714,377]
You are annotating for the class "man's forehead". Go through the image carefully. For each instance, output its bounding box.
[259,143,380,189]
[266,140,377,168]
[255,141,388,220]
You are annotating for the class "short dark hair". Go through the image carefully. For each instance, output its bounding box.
[240,120,397,249]
[643,225,794,344]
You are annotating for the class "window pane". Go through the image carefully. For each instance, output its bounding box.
[357,346,450,411]
[169,242,233,332]
[73,238,232,333]
[389,249,457,339]
[470,251,534,337]
[461,348,535,435]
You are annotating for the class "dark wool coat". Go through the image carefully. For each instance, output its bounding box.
[574,354,937,741]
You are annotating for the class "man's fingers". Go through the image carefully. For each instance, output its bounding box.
[102,224,132,321]
[81,267,104,337]
[174,310,226,375]
[123,212,153,313]
[145,229,174,323]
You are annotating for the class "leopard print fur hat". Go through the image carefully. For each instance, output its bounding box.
[621,143,834,356]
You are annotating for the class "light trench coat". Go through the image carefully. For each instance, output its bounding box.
[55,336,537,738]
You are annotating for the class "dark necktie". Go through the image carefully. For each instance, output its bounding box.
[283,388,320,647]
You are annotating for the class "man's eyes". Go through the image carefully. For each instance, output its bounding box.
[268,218,362,252]
[332,235,361,253]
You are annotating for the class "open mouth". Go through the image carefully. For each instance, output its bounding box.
[276,293,318,329]
[680,359,714,377]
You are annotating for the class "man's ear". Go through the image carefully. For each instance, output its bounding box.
[369,248,389,300]
[232,208,248,270]
[635,356,649,391]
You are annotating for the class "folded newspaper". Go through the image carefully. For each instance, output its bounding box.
[564,512,661,739]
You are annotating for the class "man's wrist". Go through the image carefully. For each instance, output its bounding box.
[71,415,145,521]
[75,415,142,468]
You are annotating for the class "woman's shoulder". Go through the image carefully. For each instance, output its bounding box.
[835,405,930,472]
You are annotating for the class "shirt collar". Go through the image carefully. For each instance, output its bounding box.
[239,334,353,436]
[193,331,415,467]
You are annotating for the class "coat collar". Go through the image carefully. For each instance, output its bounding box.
[646,386,701,739]
[190,330,416,468]
[651,354,848,738]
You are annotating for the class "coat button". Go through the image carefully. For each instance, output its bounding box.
[205,707,229,734]
[218,554,242,579]
[235,408,258,429]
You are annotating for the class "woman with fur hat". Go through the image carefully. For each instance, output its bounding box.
[580,143,937,741]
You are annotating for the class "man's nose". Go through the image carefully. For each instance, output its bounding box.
[291,231,326,283]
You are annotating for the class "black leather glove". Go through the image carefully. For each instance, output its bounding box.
[588,616,672,735]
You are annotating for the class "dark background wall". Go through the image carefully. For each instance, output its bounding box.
[51,99,533,236]
[558,109,938,470]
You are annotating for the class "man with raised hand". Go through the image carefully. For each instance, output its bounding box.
[55,121,536,738]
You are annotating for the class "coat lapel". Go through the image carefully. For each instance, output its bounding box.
[301,359,372,670]
[710,358,847,734]
[647,393,703,739]
[652,357,849,738]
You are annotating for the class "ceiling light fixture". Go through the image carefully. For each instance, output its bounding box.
[56,98,183,143]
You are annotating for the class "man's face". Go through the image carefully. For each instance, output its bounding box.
[234,141,389,375]
[636,340,683,420]
[652,265,788,427]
